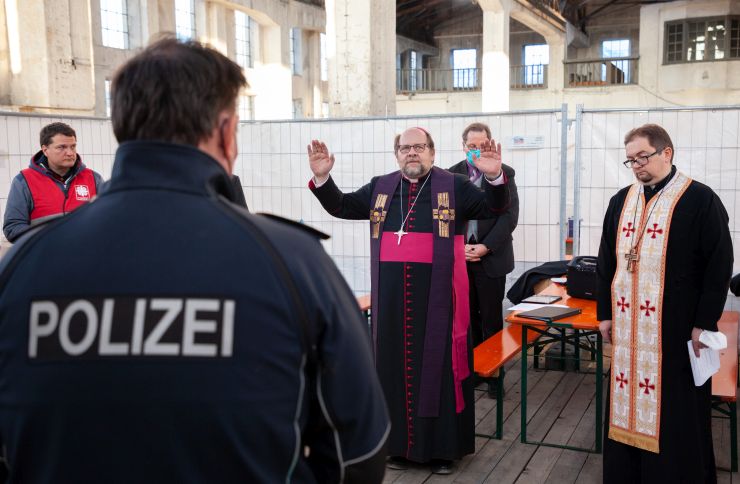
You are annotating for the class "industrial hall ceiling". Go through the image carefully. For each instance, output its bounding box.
[396,0,676,44]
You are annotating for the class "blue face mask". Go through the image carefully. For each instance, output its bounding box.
[466,149,481,166]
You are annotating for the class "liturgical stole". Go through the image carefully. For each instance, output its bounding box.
[369,166,470,417]
[609,170,691,453]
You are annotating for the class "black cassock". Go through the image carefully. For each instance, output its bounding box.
[597,168,733,484]
[311,170,508,462]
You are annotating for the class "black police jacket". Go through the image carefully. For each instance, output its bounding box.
[0,141,389,484]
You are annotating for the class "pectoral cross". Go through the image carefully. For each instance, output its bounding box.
[624,247,639,273]
[394,228,407,245]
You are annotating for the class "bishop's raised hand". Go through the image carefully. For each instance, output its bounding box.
[472,138,503,179]
[307,140,335,182]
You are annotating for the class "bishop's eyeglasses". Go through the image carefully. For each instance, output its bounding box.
[398,143,429,154]
[623,149,662,168]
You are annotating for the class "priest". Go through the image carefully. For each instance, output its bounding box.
[307,127,509,474]
[597,123,733,483]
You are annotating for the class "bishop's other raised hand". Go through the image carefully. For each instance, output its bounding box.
[307,140,335,183]
[472,138,503,179]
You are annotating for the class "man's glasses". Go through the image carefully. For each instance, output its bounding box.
[398,143,428,154]
[623,149,661,168]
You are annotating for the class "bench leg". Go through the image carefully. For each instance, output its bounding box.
[521,326,528,443]
[595,331,603,453]
[496,367,505,439]
[731,401,737,472]
[560,328,566,369]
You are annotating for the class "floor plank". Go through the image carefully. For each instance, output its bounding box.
[379,352,737,484]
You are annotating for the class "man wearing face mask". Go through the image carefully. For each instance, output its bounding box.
[307,128,510,474]
[448,123,519,375]
[0,38,389,484]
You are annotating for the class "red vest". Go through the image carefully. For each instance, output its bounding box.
[21,167,97,221]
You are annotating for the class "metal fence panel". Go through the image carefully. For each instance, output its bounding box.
[0,110,564,295]
[575,106,740,310]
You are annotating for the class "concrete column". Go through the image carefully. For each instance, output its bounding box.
[5,0,95,113]
[205,2,229,54]
[0,3,9,104]
[141,0,175,44]
[478,0,511,112]
[545,36,565,94]
[326,0,395,117]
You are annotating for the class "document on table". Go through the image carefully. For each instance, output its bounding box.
[507,303,571,312]
[687,330,728,386]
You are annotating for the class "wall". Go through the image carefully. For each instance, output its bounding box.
[428,14,483,71]
[396,92,483,116]
[0,0,326,120]
[639,0,740,107]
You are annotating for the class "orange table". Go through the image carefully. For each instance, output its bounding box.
[507,283,603,453]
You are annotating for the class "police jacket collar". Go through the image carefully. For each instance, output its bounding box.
[107,140,237,201]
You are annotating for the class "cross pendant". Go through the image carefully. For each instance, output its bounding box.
[394,228,407,245]
[625,247,639,272]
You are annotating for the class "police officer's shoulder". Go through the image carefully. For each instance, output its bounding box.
[0,223,50,286]
[257,213,329,240]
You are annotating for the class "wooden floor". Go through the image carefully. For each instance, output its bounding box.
[383,352,739,484]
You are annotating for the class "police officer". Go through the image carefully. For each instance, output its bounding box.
[0,38,389,483]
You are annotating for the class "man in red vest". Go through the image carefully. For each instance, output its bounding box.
[2,122,103,242]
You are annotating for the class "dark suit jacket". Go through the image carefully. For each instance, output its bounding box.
[448,161,518,278]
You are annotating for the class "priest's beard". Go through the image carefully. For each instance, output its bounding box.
[401,162,429,179]
[635,168,670,186]
[635,171,655,184]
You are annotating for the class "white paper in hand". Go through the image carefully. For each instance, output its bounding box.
[687,330,728,386]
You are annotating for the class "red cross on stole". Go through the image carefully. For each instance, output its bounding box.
[647,223,664,239]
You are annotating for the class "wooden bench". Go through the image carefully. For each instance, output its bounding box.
[473,325,541,439]
[712,310,739,472]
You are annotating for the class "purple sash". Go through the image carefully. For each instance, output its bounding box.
[369,167,469,417]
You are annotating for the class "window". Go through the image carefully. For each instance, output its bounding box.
[235,11,253,69]
[666,23,683,62]
[292,99,303,119]
[665,16,740,63]
[175,0,195,40]
[602,39,631,84]
[100,0,129,49]
[320,33,328,81]
[290,28,302,75]
[451,48,477,89]
[239,95,254,121]
[731,19,740,58]
[321,102,329,119]
[104,79,112,117]
[523,44,549,85]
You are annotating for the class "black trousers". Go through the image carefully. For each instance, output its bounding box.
[467,262,506,347]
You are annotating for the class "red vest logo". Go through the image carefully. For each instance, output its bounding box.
[75,185,90,201]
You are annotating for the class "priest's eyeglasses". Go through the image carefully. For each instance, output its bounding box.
[398,143,429,154]
[623,149,661,168]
